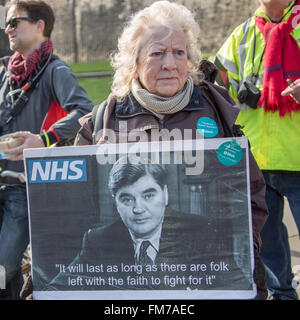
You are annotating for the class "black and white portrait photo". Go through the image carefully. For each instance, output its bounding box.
[25,138,256,299]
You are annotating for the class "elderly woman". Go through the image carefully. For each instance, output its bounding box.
[74,1,268,299]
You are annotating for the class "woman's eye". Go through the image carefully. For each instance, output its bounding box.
[175,50,185,56]
[151,51,163,57]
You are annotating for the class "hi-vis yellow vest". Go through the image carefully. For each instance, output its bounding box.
[216,2,300,171]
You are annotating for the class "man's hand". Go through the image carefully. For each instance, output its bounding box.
[281,79,300,104]
[3,131,45,161]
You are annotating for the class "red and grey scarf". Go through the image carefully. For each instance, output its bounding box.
[8,39,53,86]
[256,0,300,116]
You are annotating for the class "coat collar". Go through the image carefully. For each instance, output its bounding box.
[115,85,205,118]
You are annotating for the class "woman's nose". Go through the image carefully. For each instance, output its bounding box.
[162,52,176,70]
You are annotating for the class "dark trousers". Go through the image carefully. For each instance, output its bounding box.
[0,184,29,300]
[260,171,300,300]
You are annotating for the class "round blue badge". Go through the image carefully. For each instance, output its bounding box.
[217,139,243,166]
[197,117,219,138]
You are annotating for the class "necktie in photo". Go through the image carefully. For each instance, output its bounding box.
[138,240,153,266]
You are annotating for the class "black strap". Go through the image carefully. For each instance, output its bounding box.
[251,21,266,84]
[91,100,107,144]
[251,18,278,84]
[5,52,57,125]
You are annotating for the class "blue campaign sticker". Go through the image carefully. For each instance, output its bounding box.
[217,139,243,166]
[197,117,219,138]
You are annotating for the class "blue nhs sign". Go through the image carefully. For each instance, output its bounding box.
[27,158,87,183]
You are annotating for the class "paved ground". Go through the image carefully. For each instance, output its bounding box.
[283,198,300,298]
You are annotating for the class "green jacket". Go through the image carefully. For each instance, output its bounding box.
[216,2,300,171]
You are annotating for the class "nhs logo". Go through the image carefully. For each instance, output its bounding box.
[28,158,87,183]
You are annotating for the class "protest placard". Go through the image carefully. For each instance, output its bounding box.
[24,137,255,299]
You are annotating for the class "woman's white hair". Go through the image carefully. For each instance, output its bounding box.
[110,0,202,100]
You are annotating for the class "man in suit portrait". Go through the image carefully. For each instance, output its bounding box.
[45,155,253,293]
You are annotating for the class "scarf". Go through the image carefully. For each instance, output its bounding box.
[8,39,53,86]
[131,76,194,119]
[256,0,300,116]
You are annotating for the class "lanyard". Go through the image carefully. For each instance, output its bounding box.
[251,20,274,84]
[5,51,53,125]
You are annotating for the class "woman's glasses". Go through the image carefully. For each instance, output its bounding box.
[5,17,34,30]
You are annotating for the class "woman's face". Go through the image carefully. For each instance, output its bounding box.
[135,26,188,97]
